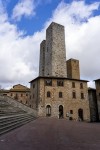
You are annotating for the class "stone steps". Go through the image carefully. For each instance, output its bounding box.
[0,99,26,117]
[0,111,26,116]
[0,113,36,136]
[0,96,37,135]
[0,114,32,124]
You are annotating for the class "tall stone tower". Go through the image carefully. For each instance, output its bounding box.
[66,58,80,79]
[39,40,46,76]
[39,22,67,77]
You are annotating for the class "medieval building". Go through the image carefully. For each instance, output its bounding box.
[30,22,90,121]
[94,79,100,120]
[0,84,30,106]
[88,87,99,122]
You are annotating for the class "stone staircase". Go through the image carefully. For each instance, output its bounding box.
[0,114,36,135]
[0,97,36,136]
[0,99,26,116]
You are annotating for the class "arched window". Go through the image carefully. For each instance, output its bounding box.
[59,105,63,118]
[47,91,51,97]
[46,105,51,116]
[78,109,83,121]
[70,110,73,114]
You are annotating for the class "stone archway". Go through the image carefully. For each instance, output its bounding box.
[78,108,83,121]
[59,105,63,118]
[46,105,51,117]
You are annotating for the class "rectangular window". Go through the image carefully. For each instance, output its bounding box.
[26,93,28,96]
[33,84,35,88]
[47,91,51,97]
[72,82,75,88]
[45,79,52,86]
[80,83,83,89]
[70,110,73,114]
[72,92,76,98]
[15,93,18,100]
[57,80,64,86]
[21,93,23,97]
[81,93,84,99]
[59,92,63,98]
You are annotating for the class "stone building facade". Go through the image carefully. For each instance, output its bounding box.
[30,77,90,121]
[88,88,99,122]
[94,79,100,120]
[0,84,30,106]
[30,22,90,121]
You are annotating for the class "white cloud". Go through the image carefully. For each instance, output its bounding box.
[0,0,100,88]
[12,0,36,21]
[0,0,45,88]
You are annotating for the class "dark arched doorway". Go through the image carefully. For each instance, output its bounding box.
[46,105,51,117]
[59,105,63,118]
[78,109,83,121]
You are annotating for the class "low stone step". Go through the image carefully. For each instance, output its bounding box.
[0,116,34,130]
[0,111,26,116]
[0,116,36,135]
[0,113,33,123]
[0,115,34,127]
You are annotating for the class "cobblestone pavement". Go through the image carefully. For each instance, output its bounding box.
[0,118,100,150]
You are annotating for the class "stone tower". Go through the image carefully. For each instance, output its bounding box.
[39,22,67,77]
[66,58,80,79]
[39,40,46,76]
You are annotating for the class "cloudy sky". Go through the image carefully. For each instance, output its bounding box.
[0,0,100,89]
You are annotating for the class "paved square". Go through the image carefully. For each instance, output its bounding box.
[0,118,100,150]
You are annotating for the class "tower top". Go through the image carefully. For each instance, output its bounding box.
[49,22,64,27]
[46,22,64,31]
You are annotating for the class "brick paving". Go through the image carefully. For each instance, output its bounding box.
[0,118,100,150]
